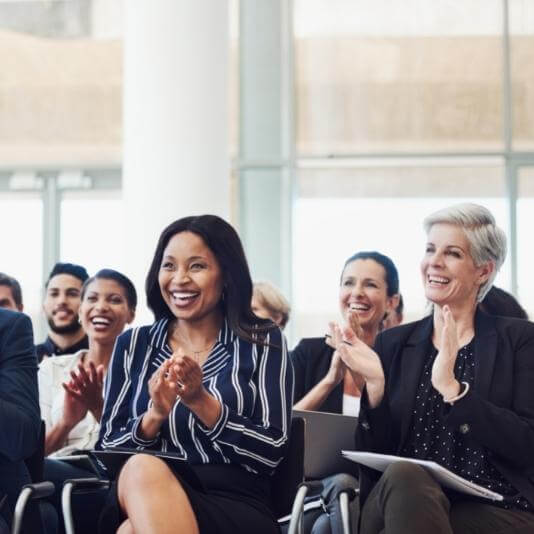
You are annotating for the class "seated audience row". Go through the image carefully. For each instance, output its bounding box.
[1,202,534,534]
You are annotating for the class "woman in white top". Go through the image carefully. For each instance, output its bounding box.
[39,269,136,534]
[39,268,136,457]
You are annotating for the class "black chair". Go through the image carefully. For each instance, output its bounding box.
[62,417,307,534]
[281,412,359,534]
[272,417,306,533]
[287,481,358,534]
[11,421,57,534]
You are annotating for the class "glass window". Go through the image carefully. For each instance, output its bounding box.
[60,190,126,277]
[294,0,504,155]
[516,166,534,316]
[293,162,510,341]
[509,0,534,151]
[0,192,43,324]
[0,0,122,167]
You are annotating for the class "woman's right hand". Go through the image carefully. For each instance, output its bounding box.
[333,318,385,407]
[147,359,179,421]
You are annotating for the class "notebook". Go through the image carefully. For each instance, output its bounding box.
[293,409,358,479]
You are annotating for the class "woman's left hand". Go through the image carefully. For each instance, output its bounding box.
[431,305,461,399]
[62,361,105,421]
[171,355,205,405]
[170,355,222,428]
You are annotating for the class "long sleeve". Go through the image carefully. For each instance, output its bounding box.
[197,327,293,474]
[0,312,41,462]
[442,320,534,470]
[99,321,294,476]
[98,328,148,449]
[290,338,308,403]
[37,358,54,434]
[354,333,395,455]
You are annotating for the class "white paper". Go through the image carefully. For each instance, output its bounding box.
[342,450,504,501]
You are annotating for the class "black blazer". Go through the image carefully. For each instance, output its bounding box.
[355,309,534,508]
[0,310,41,525]
[290,337,343,414]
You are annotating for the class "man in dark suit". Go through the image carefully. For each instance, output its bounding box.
[0,308,41,530]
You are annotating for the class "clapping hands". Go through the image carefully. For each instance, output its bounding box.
[329,310,386,407]
[62,361,105,422]
[431,305,461,400]
[148,354,205,421]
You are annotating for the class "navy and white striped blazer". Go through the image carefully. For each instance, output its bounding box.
[98,317,293,475]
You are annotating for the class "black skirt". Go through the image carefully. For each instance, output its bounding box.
[98,459,280,534]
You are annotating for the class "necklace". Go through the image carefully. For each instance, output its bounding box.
[170,324,216,362]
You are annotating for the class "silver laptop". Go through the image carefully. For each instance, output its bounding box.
[293,409,358,479]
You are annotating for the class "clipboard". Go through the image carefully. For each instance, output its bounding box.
[342,450,504,501]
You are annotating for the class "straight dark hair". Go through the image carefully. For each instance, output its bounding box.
[342,251,399,297]
[81,269,138,311]
[145,215,275,343]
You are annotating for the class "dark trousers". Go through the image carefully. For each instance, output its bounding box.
[360,462,534,534]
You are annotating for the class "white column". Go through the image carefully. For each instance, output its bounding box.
[238,0,294,301]
[123,1,229,323]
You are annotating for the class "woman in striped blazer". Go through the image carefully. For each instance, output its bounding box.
[98,215,293,534]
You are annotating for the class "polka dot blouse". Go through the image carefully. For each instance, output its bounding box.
[400,339,533,513]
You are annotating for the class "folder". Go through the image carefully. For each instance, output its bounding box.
[342,450,504,501]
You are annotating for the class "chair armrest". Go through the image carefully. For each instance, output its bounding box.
[286,481,323,534]
[286,482,359,534]
[12,482,55,534]
[62,478,110,534]
[62,478,110,494]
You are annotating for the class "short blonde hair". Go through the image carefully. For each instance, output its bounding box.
[423,203,507,302]
[252,281,291,328]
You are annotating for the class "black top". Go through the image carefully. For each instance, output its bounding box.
[355,310,534,512]
[401,339,532,512]
[35,334,89,362]
[290,337,342,414]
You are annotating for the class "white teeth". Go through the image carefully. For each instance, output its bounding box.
[92,317,111,325]
[349,303,370,311]
[171,291,198,300]
[429,276,450,284]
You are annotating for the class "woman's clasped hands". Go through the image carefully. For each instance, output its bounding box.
[148,353,205,421]
[329,310,386,408]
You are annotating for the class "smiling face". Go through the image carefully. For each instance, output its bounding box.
[158,231,224,323]
[43,274,84,334]
[79,278,134,344]
[339,259,396,332]
[421,223,493,308]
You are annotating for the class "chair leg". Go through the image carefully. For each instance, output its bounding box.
[11,482,55,534]
[11,487,33,534]
[61,478,110,534]
[339,491,351,534]
[287,485,310,534]
[62,482,75,534]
